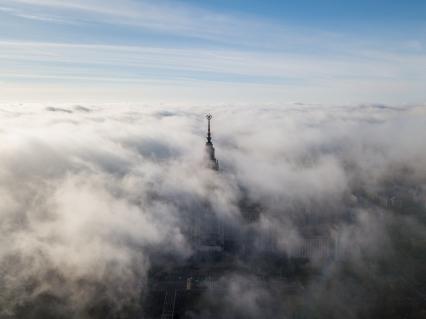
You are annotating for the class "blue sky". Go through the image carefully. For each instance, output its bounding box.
[0,0,425,104]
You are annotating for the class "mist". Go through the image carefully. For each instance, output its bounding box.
[0,103,425,318]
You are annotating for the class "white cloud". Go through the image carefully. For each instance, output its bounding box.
[0,1,425,104]
[0,103,426,317]
[1,0,310,45]
[0,40,425,104]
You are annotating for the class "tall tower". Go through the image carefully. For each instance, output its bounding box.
[205,114,219,170]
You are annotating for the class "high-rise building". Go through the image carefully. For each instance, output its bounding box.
[205,114,219,170]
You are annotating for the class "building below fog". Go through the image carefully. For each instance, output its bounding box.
[142,115,338,319]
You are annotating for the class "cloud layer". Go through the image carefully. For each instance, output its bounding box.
[0,103,426,318]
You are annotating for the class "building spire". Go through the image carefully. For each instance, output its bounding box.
[206,114,212,144]
[205,114,219,170]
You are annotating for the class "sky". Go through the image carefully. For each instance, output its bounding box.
[0,0,425,104]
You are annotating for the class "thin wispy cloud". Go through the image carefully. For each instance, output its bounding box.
[0,40,424,104]
[0,0,425,103]
[2,0,298,45]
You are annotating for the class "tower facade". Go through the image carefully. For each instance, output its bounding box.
[205,114,219,170]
